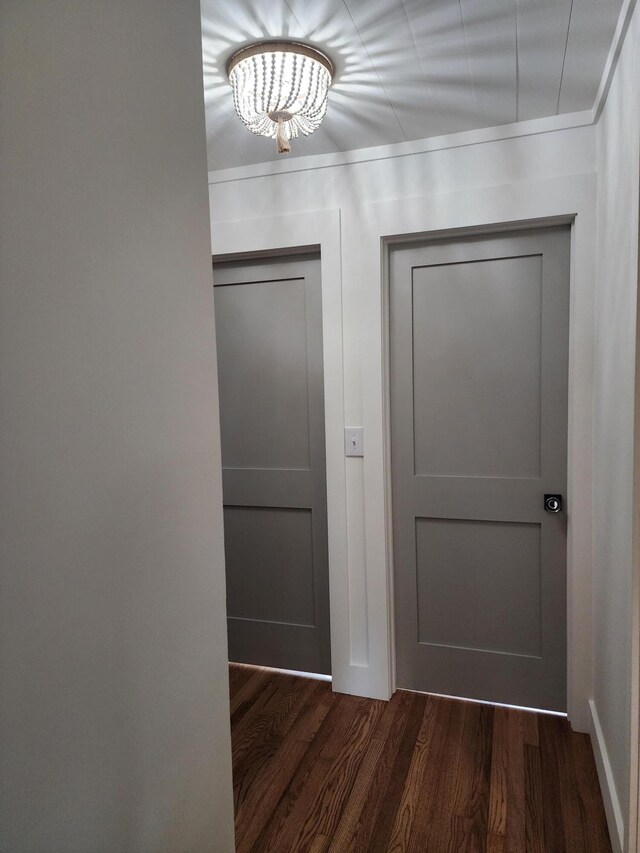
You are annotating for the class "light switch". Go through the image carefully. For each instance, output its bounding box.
[345,427,364,457]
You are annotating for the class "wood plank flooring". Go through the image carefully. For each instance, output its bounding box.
[229,664,611,852]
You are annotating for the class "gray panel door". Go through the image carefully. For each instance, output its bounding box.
[213,254,331,675]
[390,226,569,711]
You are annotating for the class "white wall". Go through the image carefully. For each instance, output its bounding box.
[0,3,234,851]
[209,120,598,726]
[591,3,640,850]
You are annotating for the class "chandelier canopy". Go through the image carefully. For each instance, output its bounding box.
[226,41,334,154]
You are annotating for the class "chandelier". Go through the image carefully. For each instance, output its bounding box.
[226,41,334,155]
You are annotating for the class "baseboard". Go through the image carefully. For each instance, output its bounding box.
[589,700,625,852]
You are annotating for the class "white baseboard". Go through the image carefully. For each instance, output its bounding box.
[589,699,625,852]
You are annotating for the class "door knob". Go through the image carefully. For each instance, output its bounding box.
[544,494,562,513]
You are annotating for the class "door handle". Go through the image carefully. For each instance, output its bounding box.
[544,494,562,513]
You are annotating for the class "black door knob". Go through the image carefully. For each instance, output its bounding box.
[544,494,562,513]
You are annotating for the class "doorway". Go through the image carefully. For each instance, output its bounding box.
[389,225,570,711]
[213,253,331,675]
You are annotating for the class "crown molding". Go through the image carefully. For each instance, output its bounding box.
[208,110,594,185]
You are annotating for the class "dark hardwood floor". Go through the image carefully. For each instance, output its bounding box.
[229,664,611,852]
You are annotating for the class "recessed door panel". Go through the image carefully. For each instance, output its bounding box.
[215,278,311,471]
[224,506,315,627]
[391,226,569,711]
[416,517,542,657]
[412,255,542,479]
[213,254,330,675]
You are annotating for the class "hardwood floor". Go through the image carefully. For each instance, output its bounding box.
[229,664,611,852]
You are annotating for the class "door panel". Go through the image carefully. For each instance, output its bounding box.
[391,226,569,711]
[215,277,311,470]
[412,254,542,478]
[213,255,331,675]
[415,517,542,657]
[224,506,316,627]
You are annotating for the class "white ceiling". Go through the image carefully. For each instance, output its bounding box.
[201,0,623,171]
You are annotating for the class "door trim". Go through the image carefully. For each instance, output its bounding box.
[373,206,594,731]
[210,210,358,694]
[353,175,597,727]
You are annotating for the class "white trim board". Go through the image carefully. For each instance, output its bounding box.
[211,173,598,721]
[591,699,625,853]
[208,111,593,185]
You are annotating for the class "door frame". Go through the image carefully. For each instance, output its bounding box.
[210,210,359,694]
[352,175,597,731]
[210,173,598,730]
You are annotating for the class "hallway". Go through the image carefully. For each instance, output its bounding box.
[229,664,611,852]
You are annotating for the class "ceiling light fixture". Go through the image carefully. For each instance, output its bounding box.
[226,40,334,155]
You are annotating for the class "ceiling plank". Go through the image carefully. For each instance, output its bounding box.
[344,0,479,139]
[283,0,408,150]
[341,0,424,139]
[515,0,572,121]
[400,0,481,135]
[458,0,518,127]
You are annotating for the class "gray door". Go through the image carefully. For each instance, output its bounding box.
[213,254,331,675]
[390,226,569,711]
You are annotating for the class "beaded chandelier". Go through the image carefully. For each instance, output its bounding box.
[226,41,334,154]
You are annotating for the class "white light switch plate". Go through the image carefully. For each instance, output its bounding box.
[345,427,364,457]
